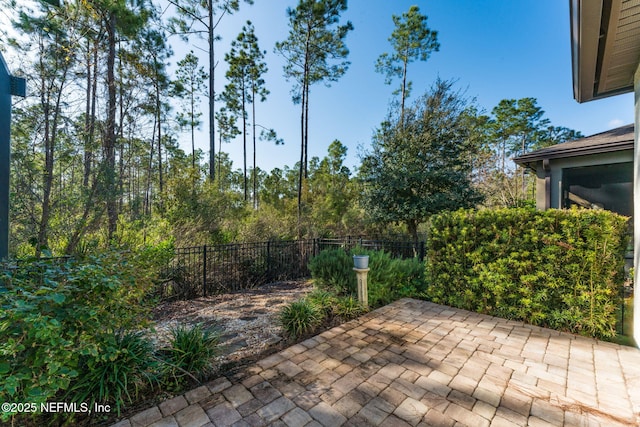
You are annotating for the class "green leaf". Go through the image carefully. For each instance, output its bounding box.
[49,293,65,304]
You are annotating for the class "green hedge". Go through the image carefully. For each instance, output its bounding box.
[425,208,629,339]
[308,248,425,308]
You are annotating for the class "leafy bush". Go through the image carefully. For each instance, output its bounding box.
[353,248,425,307]
[0,252,154,417]
[308,249,354,294]
[160,324,219,384]
[425,208,629,340]
[280,300,321,339]
[67,331,157,416]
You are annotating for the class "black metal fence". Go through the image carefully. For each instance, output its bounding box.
[156,236,426,300]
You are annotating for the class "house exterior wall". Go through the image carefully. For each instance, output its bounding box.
[535,162,546,210]
[633,63,640,347]
[533,150,633,210]
[0,54,10,260]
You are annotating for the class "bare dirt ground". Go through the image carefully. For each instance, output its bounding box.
[148,280,314,369]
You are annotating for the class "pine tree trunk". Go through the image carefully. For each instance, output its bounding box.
[208,0,216,181]
[105,12,118,241]
[242,82,247,201]
[252,86,257,210]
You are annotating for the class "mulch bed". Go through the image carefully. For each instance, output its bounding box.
[148,280,314,367]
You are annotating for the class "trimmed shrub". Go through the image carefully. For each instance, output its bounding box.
[425,208,629,340]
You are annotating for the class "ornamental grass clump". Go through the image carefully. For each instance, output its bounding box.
[160,324,219,384]
[280,300,321,339]
[67,331,157,416]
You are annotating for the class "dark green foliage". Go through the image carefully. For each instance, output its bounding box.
[161,324,219,383]
[353,249,425,307]
[360,79,484,240]
[308,249,355,294]
[280,300,321,339]
[308,248,425,308]
[425,208,629,340]
[67,332,157,416]
[0,252,154,418]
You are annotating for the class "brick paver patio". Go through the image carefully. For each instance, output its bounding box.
[110,299,640,426]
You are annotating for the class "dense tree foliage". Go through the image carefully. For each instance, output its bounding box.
[2,1,584,257]
[479,98,583,207]
[360,79,484,241]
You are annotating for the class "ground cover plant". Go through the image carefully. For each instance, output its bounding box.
[425,207,629,340]
[280,289,367,340]
[159,324,220,387]
[0,251,220,425]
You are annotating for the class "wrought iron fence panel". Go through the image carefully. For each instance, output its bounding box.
[158,236,425,301]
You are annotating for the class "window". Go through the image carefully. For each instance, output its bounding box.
[562,162,633,217]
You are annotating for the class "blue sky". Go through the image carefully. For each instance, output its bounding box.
[8,1,635,174]
[184,0,634,174]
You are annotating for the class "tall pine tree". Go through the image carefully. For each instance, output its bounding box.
[376,5,439,122]
[275,0,353,224]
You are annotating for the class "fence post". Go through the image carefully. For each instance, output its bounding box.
[202,245,207,297]
[266,240,271,282]
[419,241,426,261]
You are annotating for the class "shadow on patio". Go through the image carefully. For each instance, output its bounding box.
[111,299,640,427]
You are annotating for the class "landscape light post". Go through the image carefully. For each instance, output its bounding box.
[353,255,370,308]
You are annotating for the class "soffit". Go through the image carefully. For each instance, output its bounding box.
[571,0,640,102]
[597,0,640,96]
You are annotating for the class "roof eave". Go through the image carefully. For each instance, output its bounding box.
[571,0,602,103]
[513,141,634,166]
[571,0,636,103]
